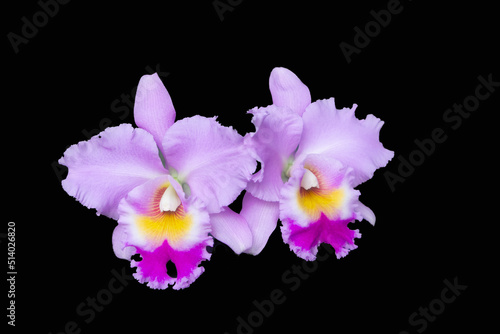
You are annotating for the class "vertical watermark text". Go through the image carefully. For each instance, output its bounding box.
[6,222,16,327]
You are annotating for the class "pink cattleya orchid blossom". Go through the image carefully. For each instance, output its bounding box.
[244,67,394,260]
[59,73,256,289]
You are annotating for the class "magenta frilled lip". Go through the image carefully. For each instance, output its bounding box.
[59,67,393,290]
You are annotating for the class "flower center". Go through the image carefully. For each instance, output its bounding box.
[300,168,319,190]
[159,185,181,212]
[281,155,296,183]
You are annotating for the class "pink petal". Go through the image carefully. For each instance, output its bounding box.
[134,73,176,150]
[118,175,212,290]
[269,67,311,116]
[245,105,303,201]
[210,207,253,255]
[240,192,280,255]
[162,116,256,213]
[296,98,394,187]
[59,124,166,219]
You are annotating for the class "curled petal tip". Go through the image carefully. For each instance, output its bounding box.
[357,202,376,225]
[112,224,137,260]
[134,72,176,149]
[269,67,311,116]
[270,67,296,81]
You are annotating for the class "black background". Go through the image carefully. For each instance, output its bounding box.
[4,1,498,333]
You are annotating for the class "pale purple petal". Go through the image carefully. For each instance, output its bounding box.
[355,201,376,225]
[134,73,176,150]
[59,124,166,219]
[210,208,253,255]
[112,224,137,260]
[296,98,394,186]
[269,67,311,116]
[162,115,256,213]
[240,192,280,256]
[245,105,303,201]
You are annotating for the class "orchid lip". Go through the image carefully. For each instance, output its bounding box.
[159,185,181,212]
[300,168,319,190]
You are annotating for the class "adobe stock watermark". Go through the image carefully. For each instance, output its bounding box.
[48,266,134,334]
[339,0,413,64]
[7,0,72,54]
[51,64,170,182]
[213,0,244,21]
[384,73,499,192]
[400,276,467,334]
[224,244,335,334]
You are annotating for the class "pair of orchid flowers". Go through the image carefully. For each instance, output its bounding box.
[59,67,393,290]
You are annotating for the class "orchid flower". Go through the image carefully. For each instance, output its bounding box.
[59,73,256,289]
[244,67,394,260]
